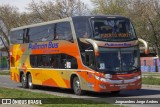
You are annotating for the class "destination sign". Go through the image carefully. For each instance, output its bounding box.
[100,33,130,38]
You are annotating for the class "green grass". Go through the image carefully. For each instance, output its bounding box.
[0,87,122,107]
[142,72,160,76]
[0,71,10,75]
[142,76,160,85]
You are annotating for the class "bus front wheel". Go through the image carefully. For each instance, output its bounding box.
[28,73,35,89]
[21,73,28,88]
[73,77,83,95]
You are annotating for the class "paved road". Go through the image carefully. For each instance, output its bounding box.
[0,75,160,107]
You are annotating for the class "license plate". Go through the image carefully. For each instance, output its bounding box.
[120,84,127,89]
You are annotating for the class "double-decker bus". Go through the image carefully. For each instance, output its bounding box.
[10,15,141,95]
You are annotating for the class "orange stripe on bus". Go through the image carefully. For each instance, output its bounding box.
[63,79,70,88]
[42,78,58,87]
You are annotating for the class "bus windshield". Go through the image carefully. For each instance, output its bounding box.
[97,46,140,73]
[92,18,136,42]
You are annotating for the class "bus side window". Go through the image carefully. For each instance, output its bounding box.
[59,54,78,69]
[66,55,78,69]
[55,22,73,41]
[30,55,37,67]
[50,55,60,68]
[85,52,94,69]
[10,30,23,44]
[29,24,54,42]
[30,54,77,69]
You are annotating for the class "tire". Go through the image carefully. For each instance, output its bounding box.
[28,74,35,89]
[21,73,28,88]
[73,77,84,95]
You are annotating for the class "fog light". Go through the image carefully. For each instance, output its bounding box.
[99,84,106,89]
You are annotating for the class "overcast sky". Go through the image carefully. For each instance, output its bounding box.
[0,0,92,12]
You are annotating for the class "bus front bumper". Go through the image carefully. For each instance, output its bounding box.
[94,75,141,92]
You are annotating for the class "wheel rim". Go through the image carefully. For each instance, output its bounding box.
[28,75,32,87]
[22,74,26,87]
[74,78,81,94]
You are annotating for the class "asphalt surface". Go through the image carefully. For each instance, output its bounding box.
[0,75,160,107]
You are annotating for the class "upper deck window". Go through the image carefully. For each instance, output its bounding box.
[10,30,24,44]
[10,21,73,44]
[55,22,73,41]
[73,17,92,38]
[29,24,54,42]
[91,18,137,42]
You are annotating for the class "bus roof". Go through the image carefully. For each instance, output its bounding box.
[11,15,128,31]
[11,17,72,31]
[72,15,128,19]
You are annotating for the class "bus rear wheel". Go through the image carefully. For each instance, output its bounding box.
[28,74,35,89]
[21,73,28,88]
[73,77,83,95]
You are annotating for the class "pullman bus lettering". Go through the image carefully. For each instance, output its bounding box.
[28,42,58,50]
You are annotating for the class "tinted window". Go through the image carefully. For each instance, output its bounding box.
[97,46,140,73]
[73,17,92,38]
[10,30,24,44]
[29,24,54,42]
[30,54,78,69]
[55,22,73,41]
[92,18,137,42]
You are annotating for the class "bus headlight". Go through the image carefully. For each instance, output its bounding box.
[136,75,141,80]
[95,75,107,82]
[95,74,111,81]
[105,74,112,79]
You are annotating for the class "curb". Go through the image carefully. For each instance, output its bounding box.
[142,84,160,88]
[0,70,10,72]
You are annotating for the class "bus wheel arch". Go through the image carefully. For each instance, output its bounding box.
[70,74,84,95]
[20,71,24,82]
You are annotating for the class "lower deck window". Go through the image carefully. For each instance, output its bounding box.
[30,54,78,69]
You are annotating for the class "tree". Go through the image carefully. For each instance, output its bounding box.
[0,4,19,46]
[27,0,89,22]
[128,0,160,57]
[91,0,128,15]
[91,0,160,57]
